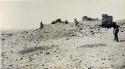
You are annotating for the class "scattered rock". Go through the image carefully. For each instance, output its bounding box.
[45,52,50,55]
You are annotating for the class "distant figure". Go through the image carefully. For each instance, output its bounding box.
[74,18,79,26]
[39,21,44,29]
[113,22,119,42]
[65,20,68,24]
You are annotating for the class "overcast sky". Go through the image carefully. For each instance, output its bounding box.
[0,0,125,30]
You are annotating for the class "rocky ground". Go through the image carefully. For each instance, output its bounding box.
[1,20,125,69]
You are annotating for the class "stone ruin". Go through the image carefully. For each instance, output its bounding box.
[101,14,114,28]
[82,16,98,21]
[51,18,69,24]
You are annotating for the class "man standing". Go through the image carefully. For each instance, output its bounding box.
[74,18,79,26]
[113,22,119,42]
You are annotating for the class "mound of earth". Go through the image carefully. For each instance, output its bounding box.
[1,20,125,69]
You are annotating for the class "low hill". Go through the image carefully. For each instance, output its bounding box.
[1,20,125,69]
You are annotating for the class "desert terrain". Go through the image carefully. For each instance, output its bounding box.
[1,20,125,69]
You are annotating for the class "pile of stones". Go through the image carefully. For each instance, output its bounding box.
[101,14,114,28]
[51,19,68,24]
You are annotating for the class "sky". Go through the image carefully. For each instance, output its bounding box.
[0,0,125,30]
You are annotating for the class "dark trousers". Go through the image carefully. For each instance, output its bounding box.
[114,33,118,42]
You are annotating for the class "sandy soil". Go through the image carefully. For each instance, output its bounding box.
[1,21,125,69]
